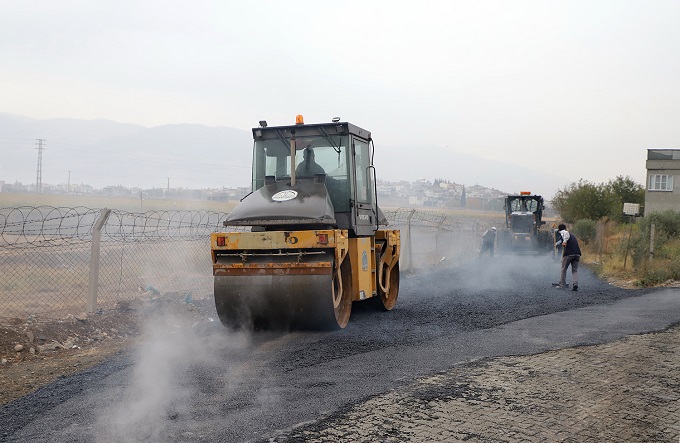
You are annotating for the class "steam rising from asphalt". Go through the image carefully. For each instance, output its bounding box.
[94,222,550,441]
[96,310,249,443]
[401,225,565,297]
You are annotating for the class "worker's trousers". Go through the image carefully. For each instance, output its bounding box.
[560,255,580,286]
[479,242,494,258]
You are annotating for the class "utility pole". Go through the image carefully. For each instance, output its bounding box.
[35,139,46,193]
[167,177,170,197]
[67,171,71,194]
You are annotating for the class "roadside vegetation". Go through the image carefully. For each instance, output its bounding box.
[552,176,680,287]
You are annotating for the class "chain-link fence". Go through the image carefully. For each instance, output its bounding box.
[1,206,501,319]
[383,208,502,269]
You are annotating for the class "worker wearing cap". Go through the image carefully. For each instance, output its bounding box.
[478,226,497,258]
[553,223,582,291]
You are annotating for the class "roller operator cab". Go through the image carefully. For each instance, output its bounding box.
[210,116,400,330]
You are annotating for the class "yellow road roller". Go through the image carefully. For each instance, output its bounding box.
[210,116,400,329]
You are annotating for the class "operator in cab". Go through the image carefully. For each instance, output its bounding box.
[296,147,325,177]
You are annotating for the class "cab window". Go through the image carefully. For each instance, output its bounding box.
[252,135,351,211]
[353,138,372,203]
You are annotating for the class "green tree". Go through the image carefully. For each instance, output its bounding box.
[572,219,597,244]
[606,175,645,220]
[552,180,617,223]
[552,176,645,223]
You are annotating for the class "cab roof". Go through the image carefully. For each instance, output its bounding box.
[252,121,371,141]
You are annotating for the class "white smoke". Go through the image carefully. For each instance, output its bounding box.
[95,309,250,442]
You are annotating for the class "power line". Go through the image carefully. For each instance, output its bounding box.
[35,139,46,194]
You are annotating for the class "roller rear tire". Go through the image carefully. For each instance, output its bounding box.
[373,261,399,311]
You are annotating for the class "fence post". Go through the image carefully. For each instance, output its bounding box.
[623,218,634,270]
[88,208,112,312]
[434,215,445,264]
[596,221,604,260]
[402,209,416,271]
[649,223,655,262]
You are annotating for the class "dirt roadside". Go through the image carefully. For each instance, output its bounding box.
[0,295,216,405]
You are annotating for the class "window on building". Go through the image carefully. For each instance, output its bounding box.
[648,174,674,191]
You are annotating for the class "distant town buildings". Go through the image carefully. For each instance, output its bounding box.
[1,176,512,211]
[377,178,508,210]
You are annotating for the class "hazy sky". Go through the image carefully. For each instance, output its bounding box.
[2,0,680,191]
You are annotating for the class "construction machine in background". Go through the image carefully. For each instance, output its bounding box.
[210,116,400,330]
[497,192,553,255]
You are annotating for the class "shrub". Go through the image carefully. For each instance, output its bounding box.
[641,210,680,238]
[631,210,680,264]
[572,219,597,244]
[638,259,680,286]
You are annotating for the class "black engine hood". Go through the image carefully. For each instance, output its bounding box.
[224,177,336,227]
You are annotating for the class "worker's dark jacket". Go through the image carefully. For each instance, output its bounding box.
[482,230,496,245]
[563,234,582,257]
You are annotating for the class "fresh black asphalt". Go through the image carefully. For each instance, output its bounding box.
[3,256,679,442]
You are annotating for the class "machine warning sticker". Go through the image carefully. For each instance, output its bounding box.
[362,251,368,271]
[272,190,298,202]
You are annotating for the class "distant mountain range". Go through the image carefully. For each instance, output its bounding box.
[0,112,569,198]
[0,113,253,190]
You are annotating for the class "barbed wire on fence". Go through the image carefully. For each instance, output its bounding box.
[103,209,228,241]
[0,206,102,247]
[0,205,499,318]
[384,207,494,231]
[0,206,234,247]
[1,206,496,246]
